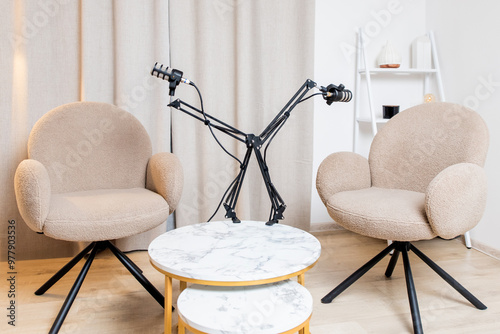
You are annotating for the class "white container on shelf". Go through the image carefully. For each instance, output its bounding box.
[412,35,432,69]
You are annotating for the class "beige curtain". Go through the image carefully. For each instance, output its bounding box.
[0,0,171,260]
[169,0,315,230]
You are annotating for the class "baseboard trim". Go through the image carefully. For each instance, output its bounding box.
[310,221,344,233]
[469,238,500,261]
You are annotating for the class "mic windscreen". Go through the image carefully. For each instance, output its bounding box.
[339,90,352,102]
[151,63,171,80]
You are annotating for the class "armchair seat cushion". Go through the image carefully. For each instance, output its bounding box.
[44,188,170,242]
[325,187,436,241]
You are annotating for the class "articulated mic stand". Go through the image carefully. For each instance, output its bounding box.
[152,63,352,225]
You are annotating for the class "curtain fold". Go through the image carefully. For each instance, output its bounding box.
[1,0,83,260]
[1,0,171,260]
[109,0,171,251]
[169,0,315,230]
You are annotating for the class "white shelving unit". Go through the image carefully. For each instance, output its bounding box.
[352,30,473,249]
[353,29,445,152]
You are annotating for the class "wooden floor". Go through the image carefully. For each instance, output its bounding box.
[2,230,499,334]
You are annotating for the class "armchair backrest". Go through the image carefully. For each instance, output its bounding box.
[28,102,152,193]
[369,102,489,193]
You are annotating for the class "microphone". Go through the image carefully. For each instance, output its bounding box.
[151,62,192,96]
[320,84,352,105]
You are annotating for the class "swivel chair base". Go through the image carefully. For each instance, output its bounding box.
[35,240,165,334]
[321,241,486,334]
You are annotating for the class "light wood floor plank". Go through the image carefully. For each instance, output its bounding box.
[1,230,499,333]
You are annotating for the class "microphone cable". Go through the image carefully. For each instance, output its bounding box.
[298,92,324,103]
[190,82,243,166]
[189,82,244,222]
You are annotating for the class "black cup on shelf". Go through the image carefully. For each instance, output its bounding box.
[383,105,399,119]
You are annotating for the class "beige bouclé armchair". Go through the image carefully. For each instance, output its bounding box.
[14,101,183,334]
[316,102,489,334]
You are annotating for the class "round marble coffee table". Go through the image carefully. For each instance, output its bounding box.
[148,220,321,334]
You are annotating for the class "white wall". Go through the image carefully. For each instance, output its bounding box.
[426,0,500,252]
[312,0,427,224]
[312,0,500,253]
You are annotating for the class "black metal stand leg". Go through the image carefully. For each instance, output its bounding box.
[385,249,400,278]
[321,242,396,303]
[224,147,253,223]
[409,244,487,310]
[48,244,99,334]
[401,244,423,334]
[35,242,96,296]
[253,148,285,225]
[106,241,165,308]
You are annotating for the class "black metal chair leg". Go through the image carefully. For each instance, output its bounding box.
[104,241,143,273]
[401,245,423,334]
[106,241,165,308]
[385,248,400,278]
[36,242,96,295]
[409,243,487,310]
[321,242,396,303]
[49,244,99,334]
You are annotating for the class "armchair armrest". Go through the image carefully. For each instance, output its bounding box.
[14,159,51,232]
[316,152,371,205]
[146,152,184,214]
[425,163,487,239]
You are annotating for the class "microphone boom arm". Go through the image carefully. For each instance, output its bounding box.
[162,76,349,225]
[259,79,317,143]
[169,99,247,143]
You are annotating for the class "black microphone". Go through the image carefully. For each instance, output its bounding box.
[320,84,352,105]
[151,62,192,96]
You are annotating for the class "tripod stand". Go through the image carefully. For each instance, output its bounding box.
[152,63,352,225]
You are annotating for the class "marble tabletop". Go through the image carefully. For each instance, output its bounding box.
[148,220,321,283]
[177,280,312,334]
